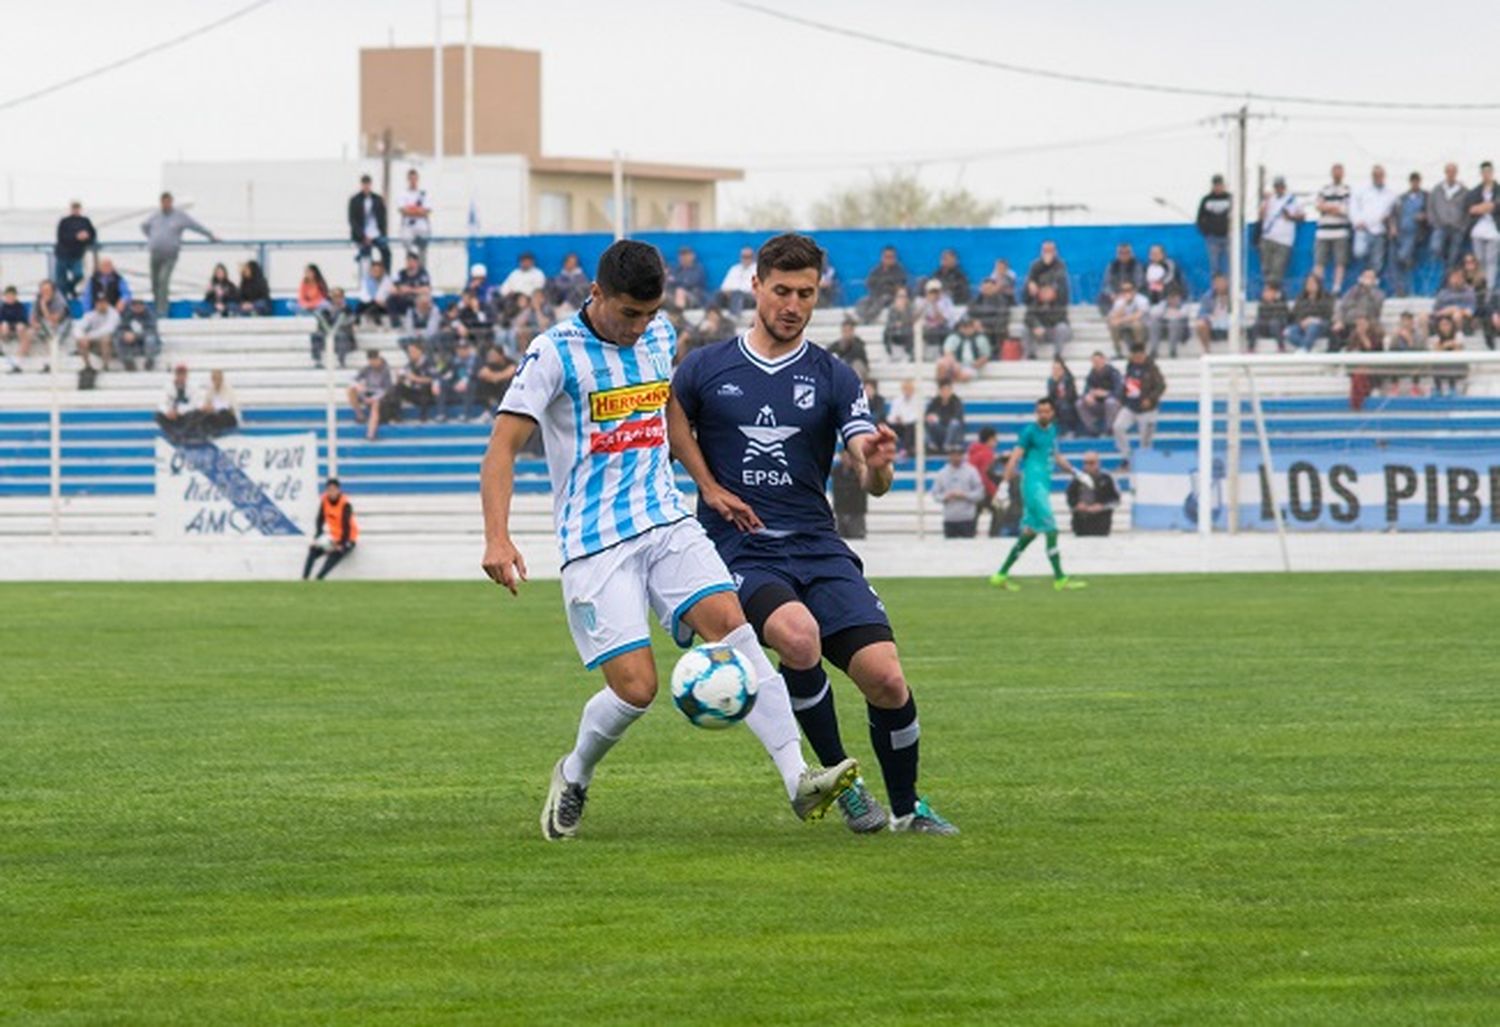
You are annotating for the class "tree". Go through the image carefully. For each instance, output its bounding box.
[809,170,1000,229]
[724,195,798,230]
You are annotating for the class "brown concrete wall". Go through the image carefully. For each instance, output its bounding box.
[360,46,540,159]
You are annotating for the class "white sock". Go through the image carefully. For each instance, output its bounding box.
[562,687,647,787]
[722,622,806,801]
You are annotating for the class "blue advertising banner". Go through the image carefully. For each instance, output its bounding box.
[1133,444,1500,532]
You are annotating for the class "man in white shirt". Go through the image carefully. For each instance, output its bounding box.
[155,363,200,441]
[885,378,922,455]
[1106,279,1150,355]
[714,246,756,318]
[397,168,432,262]
[497,253,546,317]
[1350,165,1399,283]
[1258,175,1303,289]
[77,295,120,370]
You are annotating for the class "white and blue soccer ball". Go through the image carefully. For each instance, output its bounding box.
[670,643,758,729]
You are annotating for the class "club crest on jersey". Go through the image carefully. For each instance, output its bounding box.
[793,376,816,410]
[717,382,744,397]
[738,405,799,486]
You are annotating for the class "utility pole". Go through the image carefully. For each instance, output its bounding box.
[1008,200,1089,226]
[379,128,407,205]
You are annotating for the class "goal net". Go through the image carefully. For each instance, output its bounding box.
[1131,350,1500,570]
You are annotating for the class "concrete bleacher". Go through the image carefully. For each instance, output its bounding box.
[3,301,1497,541]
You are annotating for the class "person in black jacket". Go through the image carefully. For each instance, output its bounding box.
[347,175,391,271]
[1196,174,1232,279]
[237,260,272,316]
[54,201,97,300]
[1066,452,1120,536]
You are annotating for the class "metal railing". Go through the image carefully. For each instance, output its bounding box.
[0,236,476,303]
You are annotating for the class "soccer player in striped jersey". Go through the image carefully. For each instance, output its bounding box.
[479,240,857,841]
[668,233,957,835]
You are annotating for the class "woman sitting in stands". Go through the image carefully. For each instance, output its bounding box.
[196,264,239,318]
[297,263,330,314]
[237,260,272,316]
[197,368,241,436]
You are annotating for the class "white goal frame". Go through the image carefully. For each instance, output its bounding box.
[1196,350,1500,570]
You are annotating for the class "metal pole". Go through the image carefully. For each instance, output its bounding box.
[611,151,625,240]
[463,0,474,234]
[1225,106,1247,532]
[1244,366,1291,572]
[914,336,927,540]
[325,312,345,479]
[433,2,444,173]
[48,327,61,540]
[1196,357,1213,544]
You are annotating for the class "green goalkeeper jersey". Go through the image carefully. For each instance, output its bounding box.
[1017,420,1057,482]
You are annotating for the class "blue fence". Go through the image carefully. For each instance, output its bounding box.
[468,222,1449,307]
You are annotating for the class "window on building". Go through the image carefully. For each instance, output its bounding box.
[667,200,701,231]
[538,192,573,233]
[602,196,636,234]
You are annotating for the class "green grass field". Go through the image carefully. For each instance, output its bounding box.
[4,575,1498,1025]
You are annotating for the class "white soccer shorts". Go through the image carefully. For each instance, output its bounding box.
[559,517,736,670]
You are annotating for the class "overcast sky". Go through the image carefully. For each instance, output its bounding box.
[2,0,1498,227]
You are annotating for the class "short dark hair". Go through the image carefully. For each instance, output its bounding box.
[979,426,997,443]
[595,240,666,301]
[1484,161,1494,171]
[756,233,823,281]
[326,477,341,487]
[1129,342,1147,355]
[359,174,372,184]
[1037,396,1055,408]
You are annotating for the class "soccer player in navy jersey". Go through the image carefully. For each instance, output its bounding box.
[669,233,957,835]
[480,240,857,841]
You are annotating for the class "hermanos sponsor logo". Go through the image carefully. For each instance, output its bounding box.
[589,381,670,422]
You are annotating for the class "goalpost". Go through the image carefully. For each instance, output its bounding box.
[1180,350,1500,571]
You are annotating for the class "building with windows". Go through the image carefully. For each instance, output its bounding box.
[158,44,740,241]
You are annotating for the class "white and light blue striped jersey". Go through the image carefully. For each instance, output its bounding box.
[499,308,692,566]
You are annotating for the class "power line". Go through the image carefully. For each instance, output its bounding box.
[0,0,276,115]
[706,118,1211,174]
[725,0,1500,112]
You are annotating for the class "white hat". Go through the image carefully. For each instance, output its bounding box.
[470,262,487,277]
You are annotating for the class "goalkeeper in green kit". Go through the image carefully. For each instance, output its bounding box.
[989,396,1088,591]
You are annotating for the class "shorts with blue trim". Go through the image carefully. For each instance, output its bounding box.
[560,517,735,670]
[728,546,891,642]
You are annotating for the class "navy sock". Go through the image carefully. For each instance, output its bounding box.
[780,662,847,766]
[868,695,919,817]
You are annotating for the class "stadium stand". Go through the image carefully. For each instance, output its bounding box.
[3,297,1497,543]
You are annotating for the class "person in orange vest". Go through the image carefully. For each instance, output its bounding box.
[302,478,358,580]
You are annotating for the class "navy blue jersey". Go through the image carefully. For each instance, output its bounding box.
[673,336,875,556]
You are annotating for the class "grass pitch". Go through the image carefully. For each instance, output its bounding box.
[3,574,1498,1025]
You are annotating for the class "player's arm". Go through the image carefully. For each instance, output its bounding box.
[1002,446,1022,483]
[1053,446,1093,489]
[847,426,896,497]
[479,412,536,594]
[665,394,762,532]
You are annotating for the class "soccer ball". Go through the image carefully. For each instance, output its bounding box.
[670,643,758,729]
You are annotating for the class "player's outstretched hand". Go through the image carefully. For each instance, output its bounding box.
[861,424,899,472]
[482,538,528,595]
[705,485,763,533]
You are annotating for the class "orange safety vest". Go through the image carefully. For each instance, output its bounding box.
[321,494,358,543]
